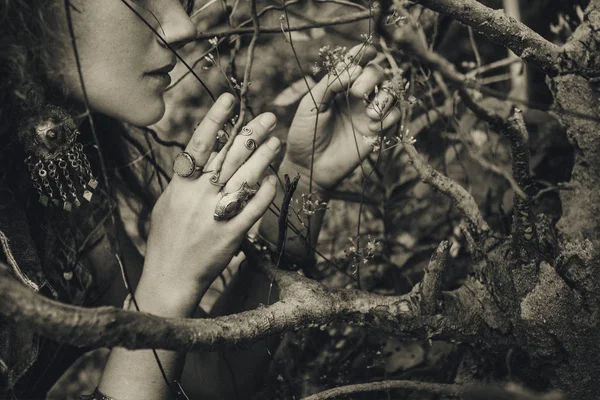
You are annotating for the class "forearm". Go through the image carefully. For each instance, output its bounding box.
[97,272,206,400]
[257,158,330,265]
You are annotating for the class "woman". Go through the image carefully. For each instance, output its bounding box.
[0,0,400,398]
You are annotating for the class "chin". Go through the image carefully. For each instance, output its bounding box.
[115,99,166,127]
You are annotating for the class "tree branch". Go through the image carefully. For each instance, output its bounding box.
[417,240,451,315]
[301,379,465,400]
[196,10,373,40]
[411,0,562,73]
[403,142,490,237]
[459,91,539,264]
[0,242,504,352]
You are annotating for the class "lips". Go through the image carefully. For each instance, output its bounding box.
[148,59,177,75]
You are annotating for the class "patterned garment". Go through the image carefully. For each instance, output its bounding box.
[0,186,119,399]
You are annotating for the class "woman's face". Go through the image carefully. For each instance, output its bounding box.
[52,0,197,126]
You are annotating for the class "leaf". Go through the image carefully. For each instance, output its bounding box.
[272,76,317,107]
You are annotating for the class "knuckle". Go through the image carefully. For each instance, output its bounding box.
[221,155,240,170]
[205,110,226,125]
[188,139,210,154]
[225,179,242,194]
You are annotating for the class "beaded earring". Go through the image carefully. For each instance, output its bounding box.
[18,105,98,211]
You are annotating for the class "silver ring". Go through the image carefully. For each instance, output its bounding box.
[240,126,252,136]
[214,181,258,221]
[173,151,202,178]
[245,138,256,150]
[209,171,226,187]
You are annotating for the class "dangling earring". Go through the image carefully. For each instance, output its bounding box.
[18,105,98,211]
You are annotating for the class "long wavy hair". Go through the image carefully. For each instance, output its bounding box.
[0,0,193,278]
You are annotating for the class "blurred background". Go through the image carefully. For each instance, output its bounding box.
[48,0,587,398]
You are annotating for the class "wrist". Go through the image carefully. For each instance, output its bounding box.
[132,272,205,318]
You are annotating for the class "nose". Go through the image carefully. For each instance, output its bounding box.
[159,2,198,50]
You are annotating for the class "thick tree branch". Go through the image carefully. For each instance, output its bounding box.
[0,242,505,353]
[411,0,562,73]
[0,265,402,351]
[301,380,465,399]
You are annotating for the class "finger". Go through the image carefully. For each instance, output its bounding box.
[307,44,378,110]
[345,43,378,68]
[231,175,278,231]
[203,112,277,188]
[178,93,235,180]
[349,63,386,98]
[365,85,400,121]
[367,107,402,133]
[309,64,363,111]
[224,136,281,194]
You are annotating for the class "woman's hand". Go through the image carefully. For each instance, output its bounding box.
[285,44,402,190]
[138,93,280,314]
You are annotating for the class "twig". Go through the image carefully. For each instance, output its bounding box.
[233,0,260,132]
[503,0,529,101]
[418,240,450,315]
[195,10,373,39]
[301,380,465,400]
[403,142,490,237]
[209,0,261,177]
[468,27,482,69]
[467,57,521,78]
[455,137,527,199]
[277,174,300,263]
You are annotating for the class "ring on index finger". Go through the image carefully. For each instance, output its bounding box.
[173,151,203,178]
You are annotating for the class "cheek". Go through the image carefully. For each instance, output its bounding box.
[54,2,166,126]
[79,66,168,127]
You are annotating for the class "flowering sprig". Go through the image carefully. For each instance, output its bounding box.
[313,45,349,76]
[294,192,328,217]
[344,235,380,274]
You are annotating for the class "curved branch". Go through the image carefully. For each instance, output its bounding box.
[0,241,503,352]
[301,380,466,400]
[403,142,490,237]
[0,263,411,352]
[412,0,562,73]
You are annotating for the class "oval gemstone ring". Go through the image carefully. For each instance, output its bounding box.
[173,151,202,178]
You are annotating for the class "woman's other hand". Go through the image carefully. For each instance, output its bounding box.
[139,93,280,315]
[285,44,402,190]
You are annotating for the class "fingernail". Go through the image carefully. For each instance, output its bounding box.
[266,136,281,151]
[218,93,234,109]
[259,113,277,128]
